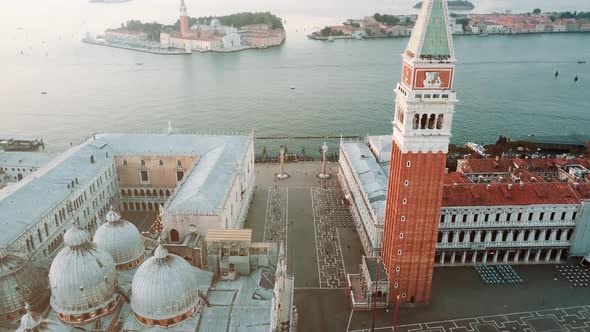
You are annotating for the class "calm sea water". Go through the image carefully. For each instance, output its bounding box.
[0,0,589,154]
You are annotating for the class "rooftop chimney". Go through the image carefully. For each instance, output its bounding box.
[519,180,524,189]
[495,155,500,161]
[445,168,449,175]
[486,184,491,191]
[508,184,513,191]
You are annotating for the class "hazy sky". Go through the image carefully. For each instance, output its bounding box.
[1,0,589,49]
[3,0,590,25]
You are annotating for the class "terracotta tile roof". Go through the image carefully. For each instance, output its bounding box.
[457,158,514,173]
[458,158,590,175]
[572,183,590,200]
[442,182,580,207]
[512,168,544,183]
[444,172,472,184]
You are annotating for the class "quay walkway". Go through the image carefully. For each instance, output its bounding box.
[82,39,191,55]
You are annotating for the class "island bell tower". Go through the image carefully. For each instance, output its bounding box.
[381,0,457,304]
[179,0,189,36]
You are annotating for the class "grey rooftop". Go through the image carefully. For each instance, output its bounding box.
[0,133,251,249]
[340,142,388,222]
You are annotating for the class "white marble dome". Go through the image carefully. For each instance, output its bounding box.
[131,241,212,324]
[210,18,221,26]
[0,252,47,322]
[48,223,119,321]
[94,208,144,269]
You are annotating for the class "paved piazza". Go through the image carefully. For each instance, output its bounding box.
[312,184,354,288]
[352,306,590,332]
[125,162,590,332]
[262,187,288,249]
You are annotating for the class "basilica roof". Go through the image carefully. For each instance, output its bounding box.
[131,241,213,321]
[0,251,48,321]
[48,223,118,316]
[94,208,144,267]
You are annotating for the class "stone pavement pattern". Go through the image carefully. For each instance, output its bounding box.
[396,306,590,332]
[263,187,288,249]
[312,178,355,288]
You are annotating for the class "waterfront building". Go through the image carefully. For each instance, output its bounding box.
[0,151,57,183]
[104,29,148,43]
[485,24,509,34]
[240,24,286,48]
[160,0,243,51]
[0,133,254,323]
[449,17,464,34]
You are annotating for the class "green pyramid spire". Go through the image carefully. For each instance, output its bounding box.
[405,0,454,60]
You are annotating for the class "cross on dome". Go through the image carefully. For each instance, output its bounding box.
[63,220,90,247]
[106,205,121,223]
[154,238,168,259]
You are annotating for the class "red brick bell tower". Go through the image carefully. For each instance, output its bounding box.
[179,0,189,36]
[381,0,458,305]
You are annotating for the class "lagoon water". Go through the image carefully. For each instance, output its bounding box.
[0,0,589,154]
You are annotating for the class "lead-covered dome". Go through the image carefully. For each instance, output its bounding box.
[131,241,212,327]
[94,208,144,270]
[0,251,48,323]
[48,223,120,325]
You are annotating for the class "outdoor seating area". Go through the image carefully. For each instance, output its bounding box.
[474,265,524,284]
[556,265,590,288]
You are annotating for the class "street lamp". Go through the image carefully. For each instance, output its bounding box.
[393,294,400,332]
[371,257,380,332]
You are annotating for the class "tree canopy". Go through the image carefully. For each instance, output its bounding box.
[558,11,590,19]
[172,12,283,30]
[532,8,542,15]
[124,20,163,41]
[373,13,400,26]
[319,26,344,37]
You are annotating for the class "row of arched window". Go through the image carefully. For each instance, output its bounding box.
[121,188,171,197]
[412,113,444,130]
[121,202,161,212]
[437,228,574,244]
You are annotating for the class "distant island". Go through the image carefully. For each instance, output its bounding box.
[414,0,475,11]
[308,9,590,41]
[83,2,285,55]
